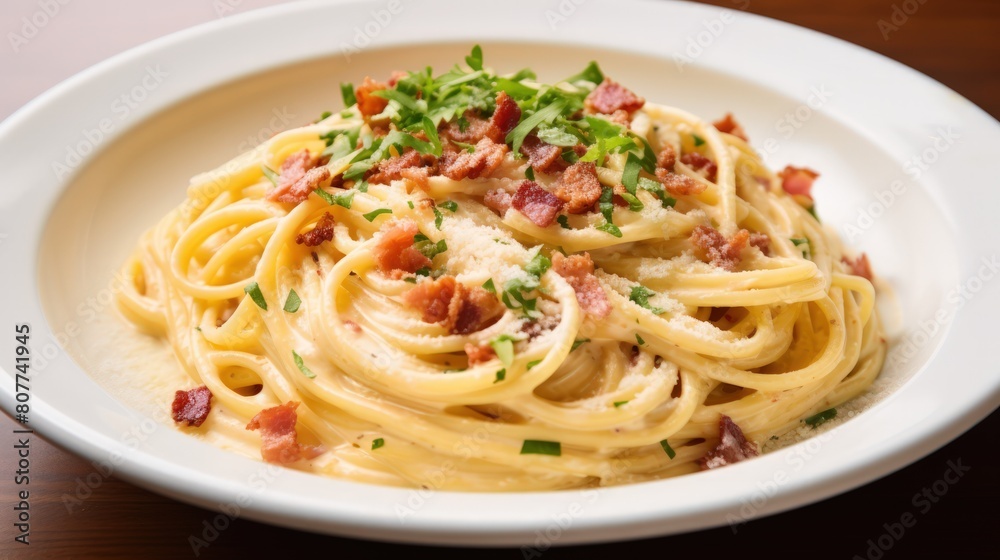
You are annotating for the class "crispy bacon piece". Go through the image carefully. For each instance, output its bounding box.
[489,91,521,142]
[171,386,212,427]
[483,188,513,215]
[779,165,819,199]
[585,78,645,115]
[698,415,758,470]
[607,109,631,126]
[656,170,705,196]
[690,225,751,271]
[464,343,497,365]
[440,110,491,144]
[843,253,874,282]
[246,402,323,464]
[440,138,508,180]
[680,152,718,183]
[343,319,362,334]
[366,150,425,184]
[372,219,432,279]
[511,181,564,228]
[355,76,389,118]
[554,161,602,214]
[552,252,612,318]
[712,113,749,141]
[520,134,563,174]
[265,150,330,204]
[296,213,335,247]
[656,144,677,171]
[403,276,501,334]
[748,232,771,256]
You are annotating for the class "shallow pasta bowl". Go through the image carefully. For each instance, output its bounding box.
[1,0,999,546]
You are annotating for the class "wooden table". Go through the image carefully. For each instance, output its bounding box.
[2,0,998,557]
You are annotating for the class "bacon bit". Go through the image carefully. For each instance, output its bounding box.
[552,252,612,318]
[366,150,425,184]
[656,170,705,196]
[440,110,491,144]
[372,219,432,279]
[403,276,502,334]
[779,165,819,199]
[843,253,874,282]
[267,167,331,205]
[483,188,513,215]
[520,134,563,174]
[691,225,752,271]
[296,213,335,247]
[171,386,212,427]
[656,144,677,171]
[607,109,631,126]
[698,415,758,470]
[266,150,321,204]
[489,91,521,143]
[585,78,645,115]
[343,320,362,334]
[680,152,717,183]
[440,138,508,180]
[554,161,602,214]
[387,70,408,87]
[355,76,389,118]
[464,343,496,366]
[511,181,564,228]
[246,402,323,464]
[712,113,749,141]
[748,232,771,256]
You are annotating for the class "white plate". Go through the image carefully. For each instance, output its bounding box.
[2,0,999,546]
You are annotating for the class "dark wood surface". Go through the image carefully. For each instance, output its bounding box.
[3,1,998,558]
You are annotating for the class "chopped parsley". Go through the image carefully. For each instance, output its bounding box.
[635,334,645,345]
[363,208,392,222]
[524,252,552,277]
[494,368,506,384]
[292,350,315,379]
[314,188,354,209]
[613,400,629,408]
[439,200,458,212]
[482,278,496,294]
[660,439,677,459]
[244,282,267,310]
[804,408,837,428]
[525,166,535,181]
[520,440,561,456]
[371,438,385,450]
[490,334,517,367]
[283,290,301,313]
[629,285,665,314]
[556,215,571,229]
[340,82,357,107]
[526,359,542,370]
[433,206,444,229]
[407,200,415,209]
[596,221,623,238]
[571,338,590,351]
[261,165,280,186]
[692,133,705,147]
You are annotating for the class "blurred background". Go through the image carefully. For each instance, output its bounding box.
[1,1,997,558]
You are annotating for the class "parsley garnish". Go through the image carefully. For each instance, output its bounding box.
[371,438,385,450]
[363,208,392,222]
[526,359,542,370]
[520,440,561,456]
[482,278,496,294]
[283,290,301,313]
[440,200,458,212]
[804,408,837,428]
[660,439,677,459]
[692,133,705,147]
[614,400,629,408]
[465,44,484,71]
[629,285,665,314]
[596,221,623,238]
[314,189,354,209]
[261,165,280,186]
[494,369,506,384]
[525,166,535,181]
[244,282,267,310]
[340,82,356,107]
[524,252,552,277]
[433,206,444,229]
[490,334,516,367]
[571,338,590,351]
[635,334,645,345]
[292,350,315,379]
[556,215,571,229]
